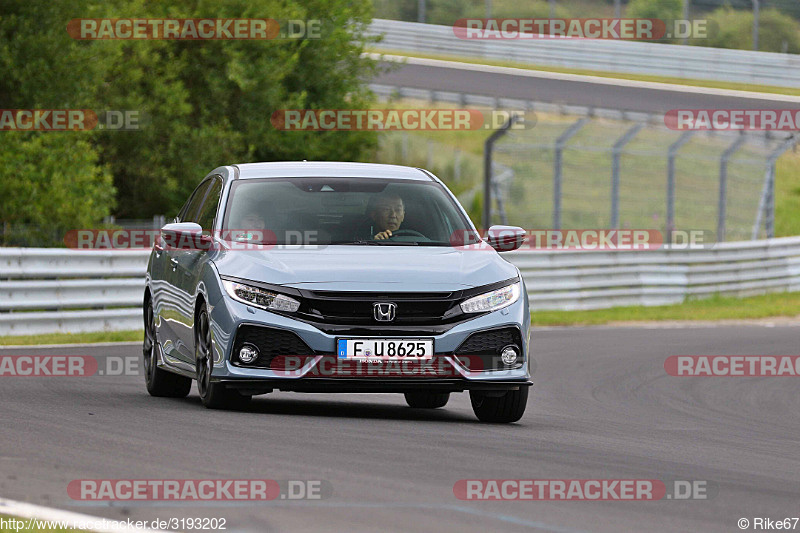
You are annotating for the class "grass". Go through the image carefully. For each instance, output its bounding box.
[370,48,800,97]
[0,330,142,346]
[373,104,800,239]
[775,149,800,238]
[532,291,800,326]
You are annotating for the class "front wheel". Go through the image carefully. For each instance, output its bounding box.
[469,387,528,423]
[143,297,191,398]
[404,391,450,409]
[195,303,251,410]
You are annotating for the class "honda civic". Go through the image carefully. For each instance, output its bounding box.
[143,162,531,422]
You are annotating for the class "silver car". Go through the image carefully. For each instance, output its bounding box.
[143,162,532,422]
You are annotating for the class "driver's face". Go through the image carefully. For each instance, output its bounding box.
[370,197,405,232]
[241,213,266,230]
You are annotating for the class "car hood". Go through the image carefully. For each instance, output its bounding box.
[212,245,518,291]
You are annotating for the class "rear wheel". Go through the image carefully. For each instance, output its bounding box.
[195,303,251,410]
[470,387,528,423]
[143,297,191,398]
[404,391,450,409]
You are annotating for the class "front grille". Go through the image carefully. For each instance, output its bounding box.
[301,291,457,323]
[454,327,524,371]
[232,325,317,368]
[291,290,473,333]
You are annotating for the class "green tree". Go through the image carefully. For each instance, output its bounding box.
[0,133,115,246]
[701,6,800,53]
[1,0,379,225]
[0,1,116,243]
[625,0,682,20]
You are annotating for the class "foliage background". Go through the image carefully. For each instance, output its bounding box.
[0,0,378,240]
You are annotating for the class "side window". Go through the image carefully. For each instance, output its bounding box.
[196,178,223,232]
[181,180,212,223]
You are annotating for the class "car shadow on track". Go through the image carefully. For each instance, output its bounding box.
[168,394,482,423]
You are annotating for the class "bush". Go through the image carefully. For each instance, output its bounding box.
[700,6,800,53]
[0,133,115,246]
[626,0,682,20]
[0,0,380,221]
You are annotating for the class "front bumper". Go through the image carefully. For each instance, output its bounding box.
[218,377,532,395]
[206,285,532,390]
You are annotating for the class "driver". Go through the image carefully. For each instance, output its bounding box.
[233,209,267,242]
[365,192,405,240]
[240,210,266,231]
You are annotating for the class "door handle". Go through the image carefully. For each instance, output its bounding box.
[170,257,178,271]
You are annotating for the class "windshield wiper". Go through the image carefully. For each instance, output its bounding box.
[332,240,418,246]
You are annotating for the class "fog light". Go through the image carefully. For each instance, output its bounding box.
[238,344,259,364]
[500,345,519,366]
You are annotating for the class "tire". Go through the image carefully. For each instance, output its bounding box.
[469,387,528,423]
[404,391,450,409]
[143,297,191,398]
[195,303,251,410]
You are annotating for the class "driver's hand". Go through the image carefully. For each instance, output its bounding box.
[374,230,392,240]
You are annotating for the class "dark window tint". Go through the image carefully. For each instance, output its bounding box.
[196,178,223,231]
[181,180,212,223]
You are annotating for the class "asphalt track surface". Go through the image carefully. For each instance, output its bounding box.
[374,60,800,114]
[2,325,799,532]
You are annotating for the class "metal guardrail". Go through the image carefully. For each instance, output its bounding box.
[2,239,800,334]
[508,236,800,310]
[367,19,800,88]
[0,249,149,336]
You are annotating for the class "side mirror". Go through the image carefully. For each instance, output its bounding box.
[486,225,526,252]
[160,222,212,250]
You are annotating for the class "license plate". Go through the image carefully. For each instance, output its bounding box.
[337,338,434,360]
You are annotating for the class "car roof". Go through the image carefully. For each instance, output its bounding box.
[232,161,434,181]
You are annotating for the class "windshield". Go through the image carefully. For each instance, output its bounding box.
[222,177,473,246]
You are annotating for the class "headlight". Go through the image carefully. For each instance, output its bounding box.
[460,282,520,314]
[222,280,300,313]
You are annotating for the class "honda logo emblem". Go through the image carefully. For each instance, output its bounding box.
[373,302,397,322]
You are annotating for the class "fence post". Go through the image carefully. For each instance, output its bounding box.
[717,135,746,242]
[454,149,462,182]
[553,118,589,229]
[666,131,695,242]
[483,116,518,229]
[753,136,797,239]
[681,0,690,45]
[611,123,644,228]
[752,0,759,51]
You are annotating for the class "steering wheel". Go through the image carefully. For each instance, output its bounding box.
[388,229,426,239]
